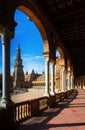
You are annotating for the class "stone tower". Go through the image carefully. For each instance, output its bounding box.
[13,44,24,88]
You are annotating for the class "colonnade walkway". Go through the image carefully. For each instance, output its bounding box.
[15,89,85,130]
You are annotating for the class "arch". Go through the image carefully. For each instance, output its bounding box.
[56,50,60,59]
[67,58,71,72]
[57,46,65,59]
[56,46,65,66]
[13,5,49,53]
[55,46,66,91]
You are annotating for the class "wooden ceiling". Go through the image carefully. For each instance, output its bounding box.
[37,0,85,78]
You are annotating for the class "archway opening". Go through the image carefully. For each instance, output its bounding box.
[11,9,45,74]
[55,47,65,91]
[56,49,60,59]
[11,8,47,100]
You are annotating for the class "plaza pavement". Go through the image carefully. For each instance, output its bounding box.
[11,88,45,103]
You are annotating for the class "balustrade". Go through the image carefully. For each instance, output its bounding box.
[0,89,74,129]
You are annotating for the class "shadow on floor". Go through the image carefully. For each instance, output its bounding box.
[15,90,78,130]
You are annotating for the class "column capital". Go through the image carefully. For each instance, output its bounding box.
[0,26,14,45]
[50,60,56,65]
[70,72,73,76]
[43,51,50,60]
[67,71,71,75]
[61,65,65,70]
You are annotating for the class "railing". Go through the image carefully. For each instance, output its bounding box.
[39,98,48,110]
[5,96,48,128]
[0,89,75,129]
[13,101,31,123]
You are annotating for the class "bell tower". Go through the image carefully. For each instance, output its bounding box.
[13,44,24,88]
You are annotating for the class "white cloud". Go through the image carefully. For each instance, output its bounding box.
[34,56,43,59]
[22,54,45,74]
[11,67,14,75]
[21,54,44,61]
[24,63,45,74]
[10,54,45,75]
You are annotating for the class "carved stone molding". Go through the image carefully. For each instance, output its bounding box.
[0,26,14,44]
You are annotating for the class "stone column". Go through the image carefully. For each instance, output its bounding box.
[50,62,55,95]
[0,28,13,108]
[77,81,78,88]
[64,69,66,91]
[81,79,83,89]
[71,73,73,89]
[73,76,74,88]
[82,80,84,89]
[44,57,50,97]
[75,80,77,88]
[67,72,71,90]
[61,66,66,92]
[79,80,81,89]
[83,80,85,88]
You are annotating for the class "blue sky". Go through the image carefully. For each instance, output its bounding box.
[0,9,45,75]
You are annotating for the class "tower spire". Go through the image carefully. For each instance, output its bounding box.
[13,44,24,88]
[16,44,21,59]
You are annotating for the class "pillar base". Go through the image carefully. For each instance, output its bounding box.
[68,88,71,90]
[0,97,14,108]
[50,91,55,96]
[44,93,50,97]
[61,89,65,92]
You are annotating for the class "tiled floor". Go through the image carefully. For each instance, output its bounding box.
[15,89,85,130]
